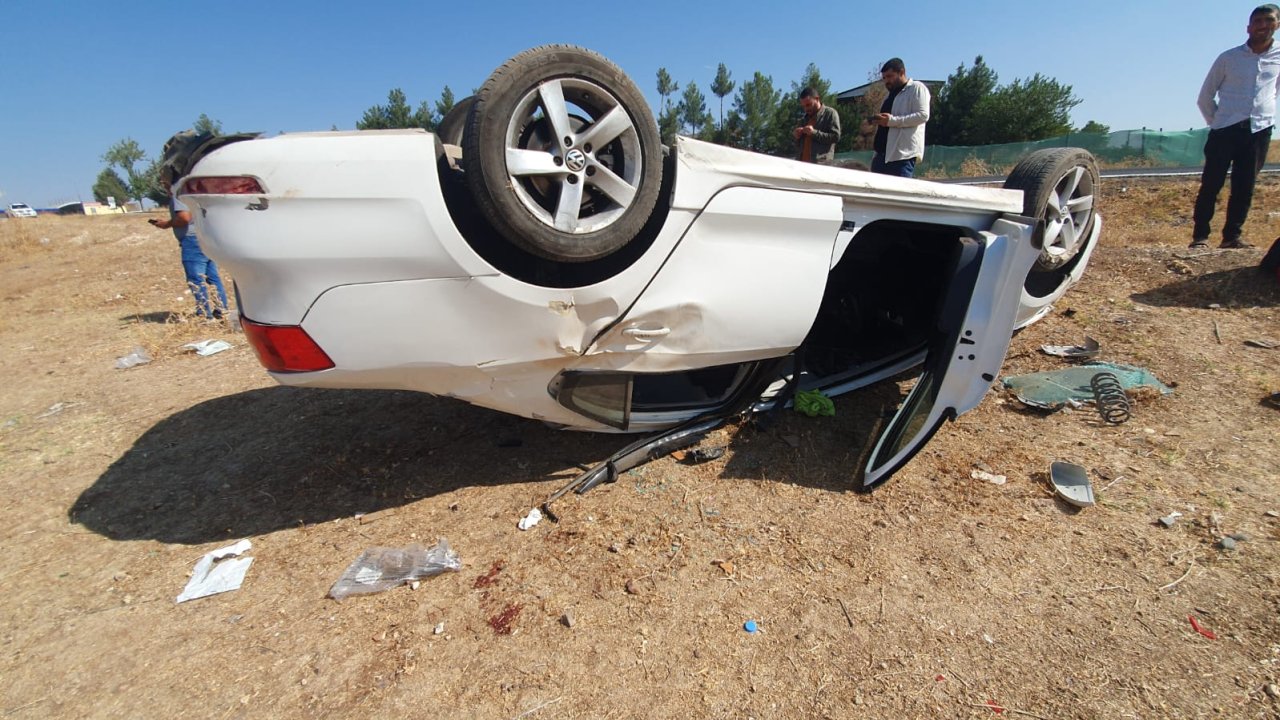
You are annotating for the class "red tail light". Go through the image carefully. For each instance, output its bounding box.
[241,318,334,373]
[181,177,265,195]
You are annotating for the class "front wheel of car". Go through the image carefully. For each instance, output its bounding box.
[462,45,664,263]
[1004,148,1099,272]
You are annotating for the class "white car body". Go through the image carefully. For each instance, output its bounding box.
[181,131,1098,487]
[6,203,37,218]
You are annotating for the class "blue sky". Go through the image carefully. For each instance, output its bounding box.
[0,0,1253,207]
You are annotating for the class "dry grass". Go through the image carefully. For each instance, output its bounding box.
[0,185,1277,719]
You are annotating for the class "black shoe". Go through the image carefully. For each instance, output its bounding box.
[1188,238,1209,249]
[1220,239,1255,249]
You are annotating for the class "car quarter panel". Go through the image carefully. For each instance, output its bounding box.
[589,187,843,371]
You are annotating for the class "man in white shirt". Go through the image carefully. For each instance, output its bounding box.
[1191,4,1280,249]
[871,58,931,177]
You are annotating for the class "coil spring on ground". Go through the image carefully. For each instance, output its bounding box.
[1090,371,1131,424]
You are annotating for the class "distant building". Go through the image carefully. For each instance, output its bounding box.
[834,79,944,105]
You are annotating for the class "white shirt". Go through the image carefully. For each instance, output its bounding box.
[883,79,931,163]
[1198,42,1280,131]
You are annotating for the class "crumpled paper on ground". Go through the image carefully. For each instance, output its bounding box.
[183,339,233,356]
[176,539,254,603]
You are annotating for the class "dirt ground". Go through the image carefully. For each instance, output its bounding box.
[1,176,1278,719]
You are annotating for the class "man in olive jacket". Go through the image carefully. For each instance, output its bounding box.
[794,87,842,163]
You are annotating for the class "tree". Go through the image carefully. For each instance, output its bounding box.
[101,138,148,208]
[731,71,780,153]
[1078,120,1110,134]
[968,73,1080,145]
[193,113,223,135]
[435,86,456,119]
[140,160,167,206]
[656,68,679,111]
[357,88,416,130]
[930,56,998,146]
[92,167,130,206]
[413,101,436,130]
[658,105,681,145]
[710,63,735,131]
[677,81,708,137]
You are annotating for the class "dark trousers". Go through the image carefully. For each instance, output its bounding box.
[871,154,917,177]
[1193,121,1272,242]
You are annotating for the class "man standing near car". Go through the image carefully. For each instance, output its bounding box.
[794,87,841,164]
[871,58,930,177]
[1190,4,1280,250]
[149,131,229,320]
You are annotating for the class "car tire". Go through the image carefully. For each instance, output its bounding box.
[462,45,664,263]
[435,95,475,147]
[1004,148,1099,272]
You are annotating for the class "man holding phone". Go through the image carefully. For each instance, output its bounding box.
[793,87,841,163]
[148,131,228,320]
[871,58,931,177]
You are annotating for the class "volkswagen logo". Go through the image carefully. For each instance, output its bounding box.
[564,148,587,172]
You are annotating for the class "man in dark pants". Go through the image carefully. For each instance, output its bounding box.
[793,87,841,164]
[1191,4,1280,250]
[871,58,930,177]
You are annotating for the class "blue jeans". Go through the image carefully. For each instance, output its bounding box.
[179,236,228,317]
[872,154,917,177]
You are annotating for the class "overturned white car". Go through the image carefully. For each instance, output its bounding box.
[175,45,1100,488]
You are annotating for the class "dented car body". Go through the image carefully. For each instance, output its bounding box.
[177,47,1099,487]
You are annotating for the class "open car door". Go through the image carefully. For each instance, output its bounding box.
[862,217,1042,488]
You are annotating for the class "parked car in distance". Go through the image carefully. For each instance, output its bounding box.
[6,203,37,218]
[174,45,1102,488]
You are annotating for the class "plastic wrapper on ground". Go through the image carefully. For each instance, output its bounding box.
[327,539,461,600]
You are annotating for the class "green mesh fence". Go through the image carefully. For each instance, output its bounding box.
[834,128,1210,177]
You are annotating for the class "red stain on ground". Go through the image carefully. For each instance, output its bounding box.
[488,603,522,635]
[473,560,504,589]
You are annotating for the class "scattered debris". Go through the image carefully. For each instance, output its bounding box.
[743,620,759,633]
[176,539,254,603]
[1188,615,1217,640]
[434,622,445,635]
[36,402,73,419]
[625,579,642,595]
[1090,371,1132,424]
[1266,392,1280,410]
[1157,512,1183,528]
[1230,532,1251,542]
[517,508,543,531]
[983,633,995,645]
[1217,537,1238,551]
[1040,336,1100,359]
[781,434,801,449]
[182,339,233,356]
[970,468,1007,485]
[560,610,576,628]
[1050,461,1095,507]
[1002,362,1173,412]
[1244,338,1278,349]
[114,346,152,370]
[793,389,835,417]
[714,559,735,575]
[672,446,726,464]
[1266,510,1280,518]
[983,699,1005,714]
[327,539,461,600]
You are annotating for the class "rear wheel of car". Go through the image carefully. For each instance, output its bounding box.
[1004,148,1099,272]
[435,95,475,147]
[462,45,664,263]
